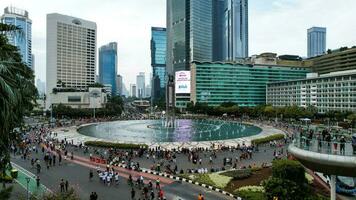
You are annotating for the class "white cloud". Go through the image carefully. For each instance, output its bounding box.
[1,0,355,87]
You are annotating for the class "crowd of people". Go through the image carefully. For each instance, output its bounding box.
[11,115,304,200]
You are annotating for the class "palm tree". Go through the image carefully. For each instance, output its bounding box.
[0,23,37,189]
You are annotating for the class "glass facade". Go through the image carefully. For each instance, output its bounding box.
[190,0,213,62]
[99,42,117,96]
[151,27,167,100]
[307,27,326,58]
[191,62,310,107]
[1,7,32,70]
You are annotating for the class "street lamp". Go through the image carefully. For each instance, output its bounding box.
[25,177,31,200]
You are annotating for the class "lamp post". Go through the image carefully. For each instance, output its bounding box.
[25,177,31,200]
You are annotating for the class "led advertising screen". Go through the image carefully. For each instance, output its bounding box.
[175,71,191,94]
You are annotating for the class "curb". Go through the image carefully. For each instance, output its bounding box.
[114,163,241,200]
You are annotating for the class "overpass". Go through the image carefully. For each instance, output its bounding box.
[288,132,356,199]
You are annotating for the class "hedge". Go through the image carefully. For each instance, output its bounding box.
[84,141,148,149]
[220,169,252,180]
[251,134,285,145]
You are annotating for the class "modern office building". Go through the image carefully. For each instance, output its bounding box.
[213,0,248,61]
[46,13,97,109]
[307,27,326,58]
[116,74,123,96]
[167,0,248,108]
[190,61,310,107]
[310,46,356,75]
[36,79,46,96]
[99,42,117,96]
[130,84,137,98]
[136,72,146,98]
[145,85,151,98]
[151,27,167,101]
[1,6,33,69]
[267,70,356,113]
[167,0,248,73]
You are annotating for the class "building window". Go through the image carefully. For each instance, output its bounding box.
[68,96,81,102]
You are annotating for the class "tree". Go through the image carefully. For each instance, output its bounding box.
[0,23,37,189]
[263,159,311,200]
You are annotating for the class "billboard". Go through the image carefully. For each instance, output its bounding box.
[175,71,191,94]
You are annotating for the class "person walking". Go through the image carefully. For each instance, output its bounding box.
[65,180,69,192]
[155,178,160,189]
[340,136,346,155]
[60,179,65,192]
[131,188,136,200]
[36,176,40,187]
[89,170,93,181]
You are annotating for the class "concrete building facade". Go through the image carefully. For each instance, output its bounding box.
[267,70,356,113]
[46,13,96,109]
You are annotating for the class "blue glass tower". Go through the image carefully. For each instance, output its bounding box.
[1,6,33,70]
[307,27,326,58]
[99,42,117,96]
[151,27,167,100]
[213,0,248,61]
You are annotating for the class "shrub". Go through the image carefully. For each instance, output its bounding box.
[0,174,13,183]
[237,185,265,193]
[84,141,148,149]
[263,159,311,200]
[251,134,285,145]
[220,169,252,180]
[235,190,267,200]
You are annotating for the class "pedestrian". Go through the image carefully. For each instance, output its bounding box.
[156,178,160,189]
[150,190,155,200]
[58,154,62,165]
[93,192,98,200]
[90,192,95,200]
[65,180,69,192]
[60,179,65,192]
[131,188,136,200]
[36,176,40,187]
[89,170,93,181]
[159,189,164,200]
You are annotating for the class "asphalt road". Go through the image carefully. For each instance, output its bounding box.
[11,154,233,200]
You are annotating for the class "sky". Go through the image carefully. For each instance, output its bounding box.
[1,0,356,88]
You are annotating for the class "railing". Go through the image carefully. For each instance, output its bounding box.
[292,133,356,157]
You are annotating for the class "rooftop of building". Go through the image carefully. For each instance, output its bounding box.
[267,69,356,85]
[192,52,312,68]
[3,6,29,18]
[307,26,326,32]
[308,46,356,61]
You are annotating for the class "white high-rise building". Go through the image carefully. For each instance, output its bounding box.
[46,13,97,109]
[136,72,145,98]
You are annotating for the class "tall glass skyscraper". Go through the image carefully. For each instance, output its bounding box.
[151,27,167,100]
[307,27,326,58]
[167,0,248,73]
[1,6,33,70]
[99,42,117,96]
[213,0,248,61]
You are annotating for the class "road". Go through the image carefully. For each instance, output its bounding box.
[11,153,234,200]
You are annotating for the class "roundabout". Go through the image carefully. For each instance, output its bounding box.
[54,119,285,150]
[77,119,262,143]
